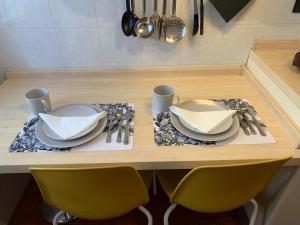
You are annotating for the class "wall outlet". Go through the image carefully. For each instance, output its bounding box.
[293,0,300,13]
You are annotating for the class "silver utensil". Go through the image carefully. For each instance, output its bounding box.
[123,109,132,145]
[164,0,186,43]
[116,109,124,143]
[239,101,267,136]
[159,0,167,39]
[237,112,250,136]
[106,110,116,143]
[150,0,160,38]
[134,0,155,38]
[236,102,256,135]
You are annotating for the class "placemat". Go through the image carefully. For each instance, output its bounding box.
[9,103,134,152]
[153,99,275,146]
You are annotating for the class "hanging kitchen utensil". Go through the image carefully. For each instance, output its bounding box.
[200,0,204,35]
[159,0,168,39]
[209,0,251,23]
[150,0,161,38]
[164,0,186,43]
[192,0,199,36]
[122,0,135,36]
[131,0,139,36]
[293,0,300,13]
[134,0,155,38]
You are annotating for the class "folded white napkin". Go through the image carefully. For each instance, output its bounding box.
[169,106,236,133]
[39,112,107,140]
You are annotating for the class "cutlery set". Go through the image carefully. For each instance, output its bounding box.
[221,99,266,136]
[122,0,186,43]
[105,107,133,144]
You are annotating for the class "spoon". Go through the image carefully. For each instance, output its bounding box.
[122,0,135,36]
[134,0,155,38]
[164,0,186,43]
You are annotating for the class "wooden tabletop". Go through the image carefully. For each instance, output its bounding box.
[0,67,297,174]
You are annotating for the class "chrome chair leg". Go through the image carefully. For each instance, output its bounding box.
[138,205,153,225]
[163,204,177,225]
[53,210,65,225]
[249,199,258,225]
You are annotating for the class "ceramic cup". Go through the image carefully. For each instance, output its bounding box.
[152,85,179,116]
[25,88,51,116]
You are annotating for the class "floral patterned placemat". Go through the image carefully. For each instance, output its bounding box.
[9,103,134,153]
[153,99,276,146]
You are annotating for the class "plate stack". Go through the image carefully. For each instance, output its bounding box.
[35,104,107,148]
[170,100,239,142]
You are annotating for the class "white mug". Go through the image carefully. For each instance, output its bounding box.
[152,85,179,116]
[25,88,51,116]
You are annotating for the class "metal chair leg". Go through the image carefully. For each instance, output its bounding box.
[249,199,258,225]
[53,210,65,225]
[153,171,157,196]
[138,205,153,225]
[163,204,177,225]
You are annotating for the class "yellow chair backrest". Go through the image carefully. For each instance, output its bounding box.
[171,157,291,213]
[30,166,149,220]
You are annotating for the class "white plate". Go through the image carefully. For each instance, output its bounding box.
[43,104,99,140]
[35,104,107,148]
[170,100,240,142]
[177,100,233,134]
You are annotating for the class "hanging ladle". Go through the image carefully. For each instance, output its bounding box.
[134,0,154,38]
[122,0,135,36]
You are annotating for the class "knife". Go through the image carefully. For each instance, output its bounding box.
[193,0,199,36]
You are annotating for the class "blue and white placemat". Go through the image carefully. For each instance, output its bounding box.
[153,99,276,146]
[9,103,134,152]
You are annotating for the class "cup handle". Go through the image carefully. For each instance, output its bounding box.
[41,100,50,113]
[174,95,180,105]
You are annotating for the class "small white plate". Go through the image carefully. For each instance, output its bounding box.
[170,100,239,142]
[43,104,99,140]
[176,100,233,134]
[36,104,107,148]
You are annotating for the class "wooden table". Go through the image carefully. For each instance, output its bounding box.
[0,67,297,174]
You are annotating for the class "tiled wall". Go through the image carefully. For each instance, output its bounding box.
[0,0,299,70]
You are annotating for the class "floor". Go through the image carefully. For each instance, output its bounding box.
[9,178,246,225]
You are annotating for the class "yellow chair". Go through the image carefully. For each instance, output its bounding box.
[157,157,291,225]
[30,166,153,225]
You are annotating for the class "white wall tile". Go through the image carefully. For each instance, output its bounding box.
[95,0,125,27]
[50,0,97,28]
[57,28,102,68]
[265,24,300,39]
[13,29,64,69]
[269,0,300,24]
[228,0,275,25]
[180,0,223,65]
[219,25,265,64]
[0,0,9,28]
[100,27,141,68]
[142,39,181,66]
[2,0,53,28]
[0,29,25,69]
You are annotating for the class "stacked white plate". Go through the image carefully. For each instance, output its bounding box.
[35,104,107,148]
[170,100,240,142]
